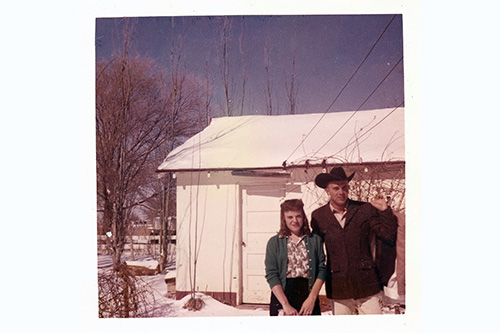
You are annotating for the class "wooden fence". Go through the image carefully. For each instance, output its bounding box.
[97,235,176,256]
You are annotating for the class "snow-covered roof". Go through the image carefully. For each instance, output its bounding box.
[157,107,404,172]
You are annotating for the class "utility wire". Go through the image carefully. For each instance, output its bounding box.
[311,55,404,158]
[328,101,404,159]
[282,14,397,165]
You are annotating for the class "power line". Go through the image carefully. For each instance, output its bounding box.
[328,102,404,159]
[310,56,404,158]
[282,14,398,166]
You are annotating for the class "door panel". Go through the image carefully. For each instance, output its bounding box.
[242,186,284,303]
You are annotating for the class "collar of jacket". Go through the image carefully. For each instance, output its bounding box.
[323,199,361,229]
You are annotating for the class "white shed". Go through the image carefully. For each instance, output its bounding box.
[157,107,405,305]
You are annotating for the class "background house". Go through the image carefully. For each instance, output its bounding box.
[156,107,405,306]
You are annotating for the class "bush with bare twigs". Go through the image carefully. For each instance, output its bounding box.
[98,263,156,318]
[183,295,205,311]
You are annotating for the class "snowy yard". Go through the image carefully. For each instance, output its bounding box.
[98,255,269,317]
[98,255,402,318]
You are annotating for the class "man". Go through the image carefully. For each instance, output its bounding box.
[311,167,398,315]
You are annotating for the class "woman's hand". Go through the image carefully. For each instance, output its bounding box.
[271,284,298,315]
[282,303,299,316]
[298,296,316,315]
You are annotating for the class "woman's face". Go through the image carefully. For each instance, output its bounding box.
[284,210,304,236]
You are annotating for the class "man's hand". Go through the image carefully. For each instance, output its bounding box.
[370,193,388,211]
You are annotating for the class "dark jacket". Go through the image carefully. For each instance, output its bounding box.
[311,199,397,300]
[265,233,327,292]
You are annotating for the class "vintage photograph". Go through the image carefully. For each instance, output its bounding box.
[10,0,500,332]
[95,14,406,318]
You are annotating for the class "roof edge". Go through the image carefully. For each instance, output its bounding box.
[155,160,405,174]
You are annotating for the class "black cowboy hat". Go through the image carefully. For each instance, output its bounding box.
[314,167,355,189]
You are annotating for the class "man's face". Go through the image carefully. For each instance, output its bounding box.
[284,210,304,236]
[325,180,349,208]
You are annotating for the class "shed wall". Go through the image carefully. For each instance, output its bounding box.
[175,171,242,304]
[174,163,405,305]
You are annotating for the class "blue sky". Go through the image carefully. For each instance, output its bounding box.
[96,15,404,116]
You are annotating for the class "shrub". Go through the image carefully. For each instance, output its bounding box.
[98,263,156,318]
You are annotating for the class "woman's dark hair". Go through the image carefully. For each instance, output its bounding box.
[279,199,311,237]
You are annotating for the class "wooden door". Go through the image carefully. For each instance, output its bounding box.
[241,185,284,303]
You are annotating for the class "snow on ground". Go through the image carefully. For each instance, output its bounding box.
[138,272,268,317]
[98,255,403,317]
[98,255,268,317]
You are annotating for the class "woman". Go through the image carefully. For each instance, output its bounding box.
[265,199,327,316]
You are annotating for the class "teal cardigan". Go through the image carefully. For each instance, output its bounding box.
[265,233,327,292]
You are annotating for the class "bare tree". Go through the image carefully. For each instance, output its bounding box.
[264,28,273,115]
[96,19,206,269]
[217,16,233,117]
[204,58,214,126]
[157,18,211,271]
[284,30,299,114]
[158,17,183,272]
[148,71,207,270]
[238,18,248,116]
[96,53,167,269]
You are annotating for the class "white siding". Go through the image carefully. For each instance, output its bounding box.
[175,171,242,302]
